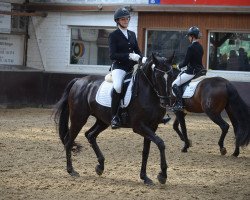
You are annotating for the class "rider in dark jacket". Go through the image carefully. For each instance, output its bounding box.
[172,26,204,111]
[109,7,142,129]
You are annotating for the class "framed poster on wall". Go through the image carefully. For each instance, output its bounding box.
[0,34,24,66]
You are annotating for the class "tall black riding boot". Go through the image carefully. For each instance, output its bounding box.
[172,84,183,111]
[111,89,121,129]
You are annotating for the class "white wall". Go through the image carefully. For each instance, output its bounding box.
[26,19,44,70]
[28,11,139,74]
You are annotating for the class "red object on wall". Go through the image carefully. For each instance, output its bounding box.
[160,0,250,6]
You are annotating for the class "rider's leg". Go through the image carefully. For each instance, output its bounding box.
[172,73,194,111]
[111,69,126,129]
[172,84,183,111]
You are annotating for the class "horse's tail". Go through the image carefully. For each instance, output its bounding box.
[53,78,79,145]
[226,82,250,146]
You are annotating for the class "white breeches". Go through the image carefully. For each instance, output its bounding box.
[112,69,126,93]
[172,72,195,87]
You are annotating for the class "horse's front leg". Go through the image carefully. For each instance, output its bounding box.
[175,111,191,152]
[137,123,168,185]
[140,138,153,185]
[86,120,109,176]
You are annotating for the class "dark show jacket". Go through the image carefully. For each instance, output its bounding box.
[109,28,142,72]
[179,41,204,74]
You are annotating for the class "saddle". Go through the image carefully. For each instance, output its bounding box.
[180,69,207,98]
[96,70,140,126]
[105,71,134,101]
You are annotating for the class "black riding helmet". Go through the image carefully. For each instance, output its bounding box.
[114,7,130,22]
[186,26,201,38]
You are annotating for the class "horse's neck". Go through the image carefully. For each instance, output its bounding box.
[137,64,155,93]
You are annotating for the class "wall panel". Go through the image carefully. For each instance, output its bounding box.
[138,12,250,64]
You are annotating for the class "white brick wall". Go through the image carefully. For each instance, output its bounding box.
[28,11,139,74]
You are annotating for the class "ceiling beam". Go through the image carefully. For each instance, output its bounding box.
[0,11,47,17]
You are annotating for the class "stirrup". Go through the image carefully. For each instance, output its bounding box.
[111,116,121,129]
[172,104,183,112]
[162,114,171,124]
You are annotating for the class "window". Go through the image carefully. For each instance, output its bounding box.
[11,4,28,33]
[70,27,115,65]
[145,30,190,65]
[209,32,250,72]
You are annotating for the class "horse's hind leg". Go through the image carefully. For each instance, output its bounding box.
[86,119,109,176]
[65,124,85,176]
[173,116,184,141]
[206,112,229,155]
[225,107,240,157]
[66,112,89,176]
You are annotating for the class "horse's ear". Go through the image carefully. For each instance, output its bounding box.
[152,52,159,65]
[168,51,175,64]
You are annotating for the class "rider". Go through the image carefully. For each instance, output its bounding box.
[109,7,142,129]
[172,26,204,111]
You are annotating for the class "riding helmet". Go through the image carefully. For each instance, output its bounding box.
[114,7,130,22]
[186,26,201,38]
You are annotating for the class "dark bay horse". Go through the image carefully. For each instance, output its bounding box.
[163,61,250,157]
[53,53,173,185]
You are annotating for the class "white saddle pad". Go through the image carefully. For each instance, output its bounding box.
[182,76,207,98]
[95,79,133,108]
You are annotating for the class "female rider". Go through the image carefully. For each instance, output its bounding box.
[109,7,142,129]
[172,26,204,111]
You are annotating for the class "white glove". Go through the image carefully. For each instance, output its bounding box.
[142,57,147,64]
[180,66,187,72]
[129,53,141,62]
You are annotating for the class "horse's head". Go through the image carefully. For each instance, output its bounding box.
[144,52,173,108]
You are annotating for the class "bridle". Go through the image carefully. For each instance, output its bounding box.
[141,60,173,103]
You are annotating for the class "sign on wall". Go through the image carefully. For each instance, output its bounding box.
[0,2,11,33]
[0,34,24,65]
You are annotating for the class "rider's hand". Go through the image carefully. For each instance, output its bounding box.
[142,57,147,64]
[129,53,141,62]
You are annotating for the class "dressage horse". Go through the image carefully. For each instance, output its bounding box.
[53,53,173,185]
[163,61,250,157]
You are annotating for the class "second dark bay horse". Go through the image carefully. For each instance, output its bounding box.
[53,53,174,185]
[163,62,250,157]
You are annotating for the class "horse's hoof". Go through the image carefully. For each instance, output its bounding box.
[157,173,167,184]
[232,152,239,157]
[181,148,188,153]
[189,139,193,147]
[220,147,227,155]
[143,177,154,186]
[95,165,104,176]
[68,170,80,177]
